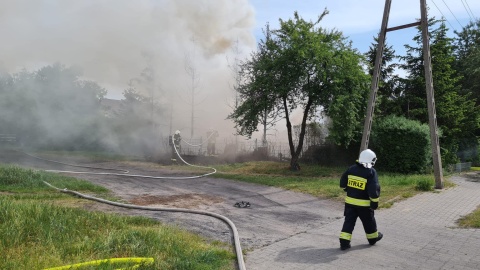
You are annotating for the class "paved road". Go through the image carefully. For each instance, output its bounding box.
[245,175,480,270]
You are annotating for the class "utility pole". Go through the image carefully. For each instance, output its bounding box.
[360,0,392,153]
[185,36,199,139]
[420,0,444,189]
[360,0,443,188]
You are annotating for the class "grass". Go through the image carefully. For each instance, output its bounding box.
[451,167,480,228]
[211,161,454,209]
[0,165,235,270]
[457,206,480,228]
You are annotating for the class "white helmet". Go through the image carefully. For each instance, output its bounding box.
[175,130,180,135]
[359,149,377,168]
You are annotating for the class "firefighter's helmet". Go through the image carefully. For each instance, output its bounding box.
[359,149,377,168]
[175,130,180,135]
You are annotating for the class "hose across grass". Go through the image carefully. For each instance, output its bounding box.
[0,165,235,270]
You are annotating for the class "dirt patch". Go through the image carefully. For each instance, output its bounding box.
[130,193,224,209]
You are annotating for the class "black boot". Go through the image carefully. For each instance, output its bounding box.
[340,239,351,250]
[368,232,383,245]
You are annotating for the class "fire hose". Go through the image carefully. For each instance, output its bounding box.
[32,134,246,270]
[42,181,246,270]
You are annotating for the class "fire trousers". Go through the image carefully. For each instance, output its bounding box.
[339,205,379,243]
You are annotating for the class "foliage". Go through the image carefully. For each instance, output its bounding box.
[0,64,107,150]
[371,115,431,173]
[414,178,434,191]
[229,10,369,170]
[454,19,480,104]
[365,37,403,117]
[0,63,166,157]
[397,19,480,165]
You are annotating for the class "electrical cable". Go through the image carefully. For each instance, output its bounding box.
[42,181,246,270]
[464,0,477,20]
[460,0,474,21]
[440,0,464,28]
[430,0,456,30]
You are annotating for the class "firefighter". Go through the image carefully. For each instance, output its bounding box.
[339,149,383,250]
[206,129,219,156]
[171,130,182,162]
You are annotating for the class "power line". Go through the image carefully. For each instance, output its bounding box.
[460,0,474,21]
[464,0,478,20]
[440,0,463,28]
[430,0,456,30]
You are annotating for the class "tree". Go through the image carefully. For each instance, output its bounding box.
[453,19,480,161]
[399,19,479,164]
[229,10,370,170]
[0,64,107,149]
[365,37,402,117]
[454,19,480,104]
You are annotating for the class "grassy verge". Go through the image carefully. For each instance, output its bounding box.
[454,166,480,228]
[211,161,454,209]
[457,206,480,228]
[0,165,234,270]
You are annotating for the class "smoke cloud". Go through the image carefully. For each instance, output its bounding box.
[0,0,257,145]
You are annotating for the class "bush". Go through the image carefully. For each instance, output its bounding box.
[415,178,434,191]
[371,115,431,173]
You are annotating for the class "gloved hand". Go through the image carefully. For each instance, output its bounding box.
[370,201,378,210]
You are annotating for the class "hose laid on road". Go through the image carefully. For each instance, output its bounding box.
[23,145,216,179]
[43,181,246,270]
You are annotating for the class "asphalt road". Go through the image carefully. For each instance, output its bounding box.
[0,149,343,250]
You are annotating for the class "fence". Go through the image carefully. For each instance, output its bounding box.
[0,134,16,143]
[454,162,472,172]
[162,135,306,161]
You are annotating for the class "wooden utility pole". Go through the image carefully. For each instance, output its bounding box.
[420,0,444,189]
[360,0,392,152]
[360,0,443,189]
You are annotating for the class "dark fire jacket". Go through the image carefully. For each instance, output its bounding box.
[340,162,380,209]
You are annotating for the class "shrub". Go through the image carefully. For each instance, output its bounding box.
[372,115,431,173]
[415,178,434,191]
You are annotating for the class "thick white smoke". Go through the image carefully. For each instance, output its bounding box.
[0,0,257,141]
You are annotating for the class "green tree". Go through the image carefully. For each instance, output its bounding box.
[453,19,480,161]
[0,64,107,149]
[229,10,369,170]
[454,19,480,104]
[365,37,403,116]
[399,20,479,164]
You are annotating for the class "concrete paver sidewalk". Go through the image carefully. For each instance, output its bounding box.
[246,175,480,270]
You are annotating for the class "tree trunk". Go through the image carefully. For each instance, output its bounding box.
[284,95,314,171]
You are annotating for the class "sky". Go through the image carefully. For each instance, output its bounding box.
[251,0,479,56]
[0,0,478,144]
